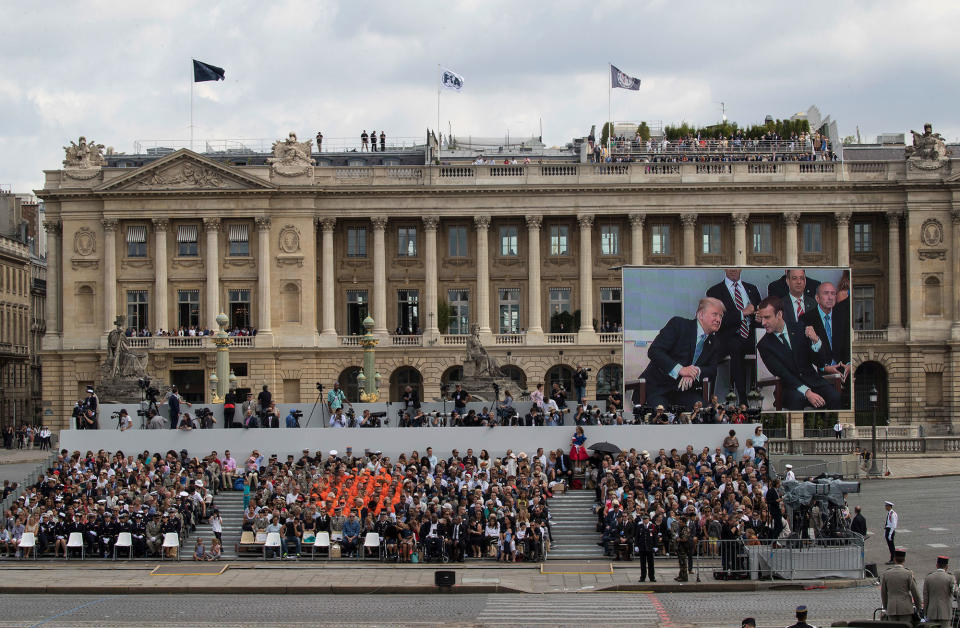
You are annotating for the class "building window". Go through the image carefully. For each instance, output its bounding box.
[228,289,251,329]
[228,224,250,256]
[600,287,622,330]
[852,285,874,330]
[398,227,417,257]
[752,223,772,253]
[177,290,200,329]
[498,288,520,334]
[925,372,943,406]
[347,227,367,258]
[600,225,620,255]
[346,290,368,335]
[924,276,942,316]
[448,226,468,257]
[126,225,147,257]
[126,290,148,331]
[549,225,569,256]
[802,222,823,253]
[701,223,722,255]
[177,224,199,257]
[549,288,572,333]
[853,222,872,253]
[448,289,469,335]
[499,226,518,256]
[651,224,670,255]
[396,289,419,334]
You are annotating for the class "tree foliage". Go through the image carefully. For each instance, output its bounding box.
[663,118,811,141]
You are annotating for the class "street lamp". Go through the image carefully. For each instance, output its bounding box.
[869,385,880,476]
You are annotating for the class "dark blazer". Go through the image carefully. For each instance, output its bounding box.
[801,303,850,365]
[767,274,821,301]
[780,293,818,327]
[640,316,721,392]
[706,279,762,345]
[756,322,829,393]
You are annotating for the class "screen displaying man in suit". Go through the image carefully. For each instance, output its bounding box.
[802,282,851,377]
[767,269,820,302]
[755,296,841,410]
[706,269,762,404]
[640,297,724,411]
[772,269,818,327]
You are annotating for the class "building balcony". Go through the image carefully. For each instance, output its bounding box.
[124,336,256,350]
[854,329,888,342]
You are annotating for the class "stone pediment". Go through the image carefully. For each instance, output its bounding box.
[95,150,276,193]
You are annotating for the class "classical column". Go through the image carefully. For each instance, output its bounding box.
[255,216,272,335]
[628,212,645,266]
[680,213,698,265]
[42,219,61,337]
[152,219,169,332]
[371,216,388,335]
[525,216,544,338]
[318,217,337,337]
[783,212,800,266]
[423,216,440,336]
[577,213,596,339]
[474,215,491,335]
[203,218,221,330]
[886,210,903,331]
[102,218,118,335]
[835,212,852,267]
[732,212,749,265]
[952,209,960,339]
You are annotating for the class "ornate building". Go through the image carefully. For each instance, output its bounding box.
[0,191,35,427]
[36,130,960,431]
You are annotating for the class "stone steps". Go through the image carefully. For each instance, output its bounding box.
[546,489,603,560]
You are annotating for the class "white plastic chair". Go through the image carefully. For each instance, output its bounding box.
[361,532,381,561]
[65,532,84,560]
[311,532,330,560]
[18,532,36,560]
[161,532,180,560]
[113,532,133,560]
[263,532,282,559]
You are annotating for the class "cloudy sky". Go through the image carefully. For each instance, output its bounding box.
[3,0,959,192]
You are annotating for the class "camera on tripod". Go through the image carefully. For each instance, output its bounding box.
[194,407,215,429]
[362,411,387,428]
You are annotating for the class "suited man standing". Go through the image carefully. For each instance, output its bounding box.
[880,548,921,624]
[773,269,818,327]
[635,512,657,582]
[802,282,851,408]
[767,268,820,302]
[755,296,840,410]
[706,269,762,404]
[923,556,956,626]
[640,297,724,410]
[849,505,867,537]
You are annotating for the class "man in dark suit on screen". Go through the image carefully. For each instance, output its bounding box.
[770,269,818,327]
[767,268,820,303]
[639,297,724,411]
[706,269,762,404]
[802,282,851,409]
[755,296,840,410]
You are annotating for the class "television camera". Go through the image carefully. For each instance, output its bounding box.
[194,407,215,429]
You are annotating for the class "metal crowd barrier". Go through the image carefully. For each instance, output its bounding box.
[695,536,864,581]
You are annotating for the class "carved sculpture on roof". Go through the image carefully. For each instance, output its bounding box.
[268,132,316,177]
[62,136,106,180]
[906,123,951,170]
[139,163,225,188]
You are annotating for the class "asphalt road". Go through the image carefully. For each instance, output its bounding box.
[0,590,883,627]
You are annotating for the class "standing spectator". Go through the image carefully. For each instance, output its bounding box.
[551,382,567,409]
[257,385,271,414]
[722,429,739,458]
[223,389,236,429]
[530,383,545,411]
[84,387,100,429]
[452,384,470,415]
[752,425,768,456]
[379,130,386,152]
[833,420,843,439]
[360,130,369,151]
[880,549,920,624]
[165,386,190,430]
[883,501,898,564]
[923,556,955,625]
[849,505,867,537]
[315,131,322,152]
[326,381,349,414]
[402,385,420,415]
[370,129,377,152]
[573,364,589,404]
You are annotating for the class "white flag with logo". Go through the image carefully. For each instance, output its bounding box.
[441,67,465,91]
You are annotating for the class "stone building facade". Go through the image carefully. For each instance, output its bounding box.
[36,135,960,431]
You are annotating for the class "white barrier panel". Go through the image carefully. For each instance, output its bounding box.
[59,424,759,460]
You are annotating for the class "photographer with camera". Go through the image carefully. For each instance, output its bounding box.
[326,381,351,416]
[116,409,133,431]
[551,382,567,410]
[573,364,590,404]
[285,408,303,428]
[194,407,216,429]
[147,408,165,429]
[329,406,347,428]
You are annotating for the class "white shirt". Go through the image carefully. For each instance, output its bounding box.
[785,470,796,482]
[885,509,898,531]
[724,277,749,318]
[789,294,806,317]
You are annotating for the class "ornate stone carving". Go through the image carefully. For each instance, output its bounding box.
[951,208,960,224]
[370,216,388,231]
[921,218,944,247]
[62,136,106,179]
[474,215,491,230]
[628,212,646,228]
[268,132,316,177]
[151,218,169,232]
[139,164,225,188]
[906,123,951,169]
[525,216,542,230]
[42,219,62,235]
[422,215,440,231]
[731,212,750,226]
[680,213,698,228]
[73,227,96,256]
[278,225,301,253]
[577,213,595,229]
[318,217,336,232]
[918,249,947,261]
[102,218,119,232]
[255,216,272,232]
[782,212,800,226]
[885,209,904,224]
[834,212,852,226]
[203,217,222,232]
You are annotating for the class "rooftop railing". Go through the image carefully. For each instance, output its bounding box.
[130,137,426,156]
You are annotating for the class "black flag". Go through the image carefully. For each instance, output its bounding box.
[193,59,226,82]
[610,65,641,90]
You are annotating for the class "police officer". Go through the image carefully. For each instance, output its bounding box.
[923,556,956,626]
[880,548,921,624]
[786,605,814,628]
[883,501,899,564]
[83,512,101,556]
[100,511,118,558]
[130,513,147,557]
[635,512,657,582]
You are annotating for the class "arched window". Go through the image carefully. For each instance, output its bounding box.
[390,366,422,402]
[596,364,623,397]
[499,364,527,392]
[338,366,362,403]
[924,276,942,316]
[545,365,574,395]
[281,283,300,323]
[440,366,463,394]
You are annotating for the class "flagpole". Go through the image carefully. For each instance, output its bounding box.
[607,63,612,157]
[436,64,441,152]
[190,68,194,152]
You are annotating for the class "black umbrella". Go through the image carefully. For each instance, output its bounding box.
[588,441,621,455]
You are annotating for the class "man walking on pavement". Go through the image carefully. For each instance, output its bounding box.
[922,556,956,626]
[883,501,898,564]
[880,548,921,625]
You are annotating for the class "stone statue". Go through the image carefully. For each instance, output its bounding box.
[465,324,502,377]
[268,132,316,176]
[63,136,106,169]
[905,123,951,169]
[106,315,147,378]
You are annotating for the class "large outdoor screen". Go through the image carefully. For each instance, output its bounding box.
[623,266,852,414]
